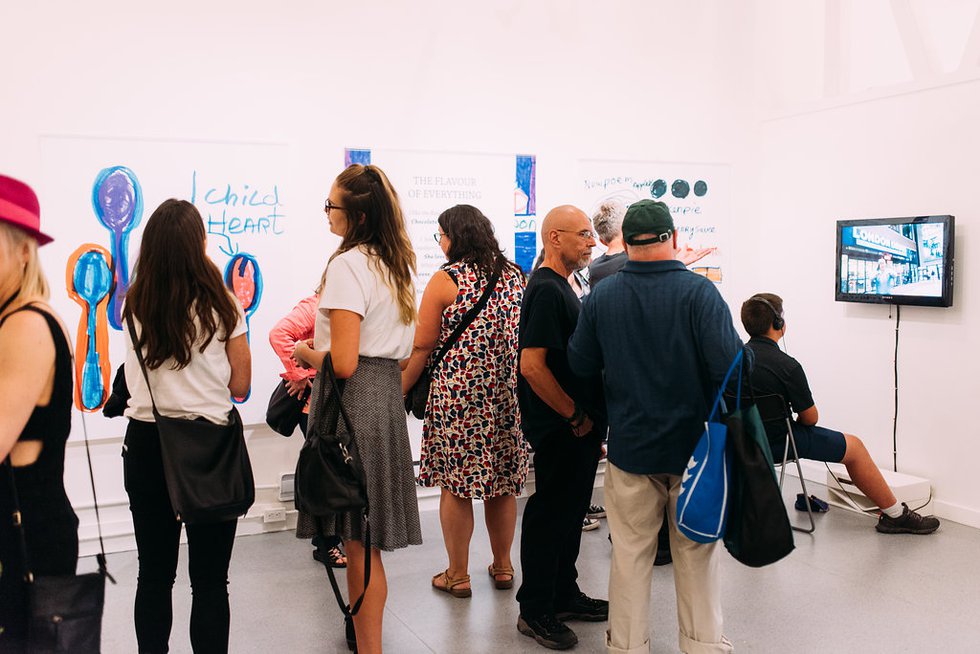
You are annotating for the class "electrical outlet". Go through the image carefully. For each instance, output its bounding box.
[263,508,286,523]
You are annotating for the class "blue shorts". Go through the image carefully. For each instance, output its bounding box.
[769,423,846,464]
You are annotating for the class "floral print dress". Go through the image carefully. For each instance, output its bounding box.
[417,261,529,499]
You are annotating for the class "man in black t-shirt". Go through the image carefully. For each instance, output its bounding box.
[515,205,608,650]
[742,293,939,535]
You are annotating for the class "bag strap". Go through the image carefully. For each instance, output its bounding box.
[708,348,743,422]
[322,353,356,444]
[428,267,502,371]
[125,313,163,419]
[317,516,372,618]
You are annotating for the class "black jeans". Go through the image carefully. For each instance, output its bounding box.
[517,425,602,618]
[124,419,238,654]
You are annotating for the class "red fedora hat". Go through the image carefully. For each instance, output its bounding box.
[0,174,53,246]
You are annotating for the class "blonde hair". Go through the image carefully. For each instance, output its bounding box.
[0,221,49,301]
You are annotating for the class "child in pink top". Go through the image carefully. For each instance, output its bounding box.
[268,292,347,568]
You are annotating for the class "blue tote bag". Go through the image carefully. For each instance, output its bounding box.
[676,349,743,543]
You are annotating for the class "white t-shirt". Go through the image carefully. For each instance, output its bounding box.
[314,247,415,360]
[124,298,248,425]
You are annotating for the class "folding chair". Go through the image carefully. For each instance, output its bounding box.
[754,394,816,534]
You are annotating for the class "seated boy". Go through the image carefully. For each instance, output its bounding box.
[741,293,939,535]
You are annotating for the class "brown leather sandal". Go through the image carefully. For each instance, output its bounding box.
[488,563,515,590]
[432,569,472,598]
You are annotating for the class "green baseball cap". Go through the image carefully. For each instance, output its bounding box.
[622,200,674,245]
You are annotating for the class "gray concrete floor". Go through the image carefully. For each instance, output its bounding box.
[98,486,980,653]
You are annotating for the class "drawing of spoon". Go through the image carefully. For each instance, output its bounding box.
[92,166,143,330]
[67,245,114,411]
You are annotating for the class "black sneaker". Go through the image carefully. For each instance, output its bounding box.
[586,503,606,519]
[581,517,599,532]
[517,614,578,650]
[876,503,940,535]
[555,592,609,622]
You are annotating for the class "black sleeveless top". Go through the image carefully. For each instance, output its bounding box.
[0,304,78,645]
[6,305,73,444]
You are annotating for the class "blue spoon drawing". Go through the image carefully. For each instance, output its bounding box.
[72,250,114,410]
[92,166,143,330]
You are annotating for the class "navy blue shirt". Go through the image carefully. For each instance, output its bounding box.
[568,259,747,475]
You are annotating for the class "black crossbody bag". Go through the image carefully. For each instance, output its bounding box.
[404,268,501,419]
[125,315,255,524]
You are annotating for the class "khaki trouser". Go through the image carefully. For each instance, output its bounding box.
[605,462,734,654]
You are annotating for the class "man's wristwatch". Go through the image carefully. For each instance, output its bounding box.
[565,403,587,428]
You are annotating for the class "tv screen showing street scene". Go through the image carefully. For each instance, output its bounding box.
[836,216,954,307]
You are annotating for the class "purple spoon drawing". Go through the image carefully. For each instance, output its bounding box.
[92,166,143,330]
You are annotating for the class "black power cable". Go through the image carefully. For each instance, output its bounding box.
[893,305,900,472]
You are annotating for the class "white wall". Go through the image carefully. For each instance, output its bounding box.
[0,1,757,551]
[749,0,980,526]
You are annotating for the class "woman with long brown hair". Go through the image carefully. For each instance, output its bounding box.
[293,164,421,654]
[122,199,251,654]
[402,204,528,598]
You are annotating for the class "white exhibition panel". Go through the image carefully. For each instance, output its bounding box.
[579,159,730,282]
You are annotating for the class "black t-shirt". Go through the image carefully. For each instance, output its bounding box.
[587,252,627,287]
[745,336,815,439]
[517,267,605,445]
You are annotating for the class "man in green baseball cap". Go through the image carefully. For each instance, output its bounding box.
[621,199,675,246]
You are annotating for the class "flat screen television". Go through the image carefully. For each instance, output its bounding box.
[835,215,954,307]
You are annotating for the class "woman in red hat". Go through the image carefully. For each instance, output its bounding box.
[0,174,77,652]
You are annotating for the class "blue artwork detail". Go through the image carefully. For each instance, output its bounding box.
[693,180,708,197]
[515,155,536,216]
[651,179,667,198]
[671,179,691,199]
[73,250,113,410]
[92,166,143,331]
[515,232,537,274]
[345,149,372,167]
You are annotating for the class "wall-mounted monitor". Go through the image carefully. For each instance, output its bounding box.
[835,215,954,308]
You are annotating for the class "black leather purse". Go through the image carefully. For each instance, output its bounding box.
[126,317,255,524]
[265,378,312,436]
[404,268,501,419]
[295,353,367,516]
[4,426,115,654]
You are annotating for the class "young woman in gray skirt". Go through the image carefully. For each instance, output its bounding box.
[293,163,421,654]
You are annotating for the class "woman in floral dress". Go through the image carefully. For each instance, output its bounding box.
[402,204,528,597]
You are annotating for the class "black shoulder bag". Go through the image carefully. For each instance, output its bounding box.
[404,268,502,419]
[265,378,312,437]
[294,353,371,652]
[723,352,795,567]
[4,448,114,654]
[125,316,255,524]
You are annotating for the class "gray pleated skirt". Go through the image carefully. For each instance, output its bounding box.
[296,356,422,552]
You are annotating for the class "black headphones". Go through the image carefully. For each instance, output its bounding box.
[750,295,784,331]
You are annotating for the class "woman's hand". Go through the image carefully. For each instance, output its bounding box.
[285,378,311,397]
[292,339,315,369]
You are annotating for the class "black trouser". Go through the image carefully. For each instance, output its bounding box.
[124,419,238,654]
[517,425,602,618]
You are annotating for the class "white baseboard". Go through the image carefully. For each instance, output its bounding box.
[78,461,611,555]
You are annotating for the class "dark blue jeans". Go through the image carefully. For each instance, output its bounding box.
[124,419,238,654]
